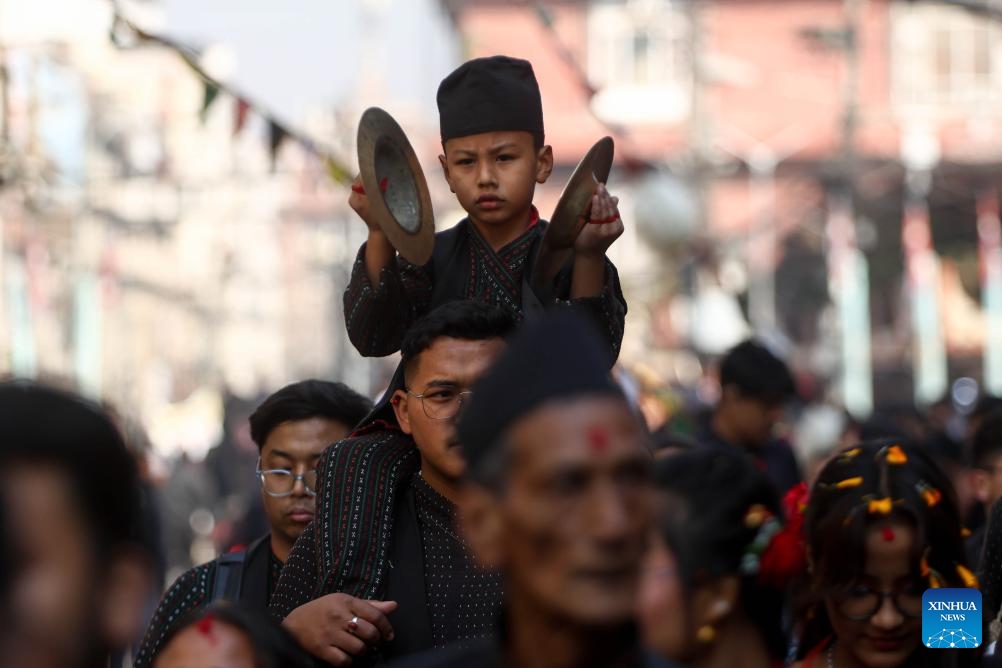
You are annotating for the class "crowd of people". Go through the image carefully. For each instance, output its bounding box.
[3,54,1001,668]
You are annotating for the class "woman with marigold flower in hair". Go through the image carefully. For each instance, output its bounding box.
[637,447,802,668]
[793,440,980,668]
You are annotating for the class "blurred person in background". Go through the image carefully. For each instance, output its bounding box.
[793,403,849,485]
[0,382,154,668]
[638,448,795,668]
[966,408,1002,570]
[206,394,267,553]
[152,602,314,668]
[968,395,1002,445]
[700,339,801,496]
[135,379,372,668]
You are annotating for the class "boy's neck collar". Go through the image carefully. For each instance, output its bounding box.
[469,206,540,251]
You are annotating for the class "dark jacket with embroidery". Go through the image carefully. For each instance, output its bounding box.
[343,218,626,360]
[269,400,502,664]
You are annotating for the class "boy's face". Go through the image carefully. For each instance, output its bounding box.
[439,130,552,232]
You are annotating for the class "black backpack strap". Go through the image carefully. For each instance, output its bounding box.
[211,549,248,603]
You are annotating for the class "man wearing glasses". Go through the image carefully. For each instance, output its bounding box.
[135,380,373,668]
[271,301,515,666]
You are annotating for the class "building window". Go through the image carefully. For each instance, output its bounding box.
[892,2,1002,110]
[587,0,691,124]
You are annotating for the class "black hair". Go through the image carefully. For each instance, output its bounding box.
[798,440,974,665]
[974,394,1002,422]
[154,602,314,668]
[972,407,1002,470]
[442,130,544,154]
[0,381,142,558]
[719,339,795,404]
[652,448,788,662]
[399,301,516,381]
[249,379,373,450]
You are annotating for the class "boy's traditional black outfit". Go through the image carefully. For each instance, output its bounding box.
[343,56,626,360]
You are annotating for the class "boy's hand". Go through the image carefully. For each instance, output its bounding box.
[574,183,623,257]
[349,175,385,233]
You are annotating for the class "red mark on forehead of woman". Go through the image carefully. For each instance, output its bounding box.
[882,526,895,542]
[587,425,609,453]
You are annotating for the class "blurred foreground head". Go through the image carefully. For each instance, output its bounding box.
[153,602,313,668]
[0,381,152,668]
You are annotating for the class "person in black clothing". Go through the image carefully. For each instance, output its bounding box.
[343,55,627,362]
[135,380,372,667]
[699,339,801,495]
[967,408,1002,570]
[271,302,515,666]
[390,309,654,668]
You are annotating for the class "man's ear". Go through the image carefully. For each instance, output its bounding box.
[392,389,413,435]
[100,547,154,651]
[458,484,505,570]
[535,145,553,184]
[439,154,455,193]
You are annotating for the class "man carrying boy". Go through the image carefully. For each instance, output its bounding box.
[344,55,627,360]
[271,302,515,666]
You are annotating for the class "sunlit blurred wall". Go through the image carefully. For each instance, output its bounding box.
[0,0,461,458]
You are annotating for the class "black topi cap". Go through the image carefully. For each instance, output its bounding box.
[437,55,544,144]
[457,309,622,471]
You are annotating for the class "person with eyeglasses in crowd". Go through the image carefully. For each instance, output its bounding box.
[134,379,372,668]
[270,301,515,666]
[793,440,981,668]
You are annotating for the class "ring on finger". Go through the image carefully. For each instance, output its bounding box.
[347,615,360,634]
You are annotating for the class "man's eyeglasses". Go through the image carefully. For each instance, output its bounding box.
[830,583,924,621]
[256,462,318,497]
[406,387,473,421]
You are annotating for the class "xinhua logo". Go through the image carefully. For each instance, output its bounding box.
[922,588,981,649]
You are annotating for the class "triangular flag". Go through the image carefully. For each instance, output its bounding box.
[268,120,288,172]
[323,156,352,185]
[200,81,220,124]
[234,98,250,136]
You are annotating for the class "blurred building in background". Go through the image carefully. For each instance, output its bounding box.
[446,0,1002,414]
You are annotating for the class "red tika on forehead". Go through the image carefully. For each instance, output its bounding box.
[882,526,896,542]
[196,616,217,644]
[587,425,610,453]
